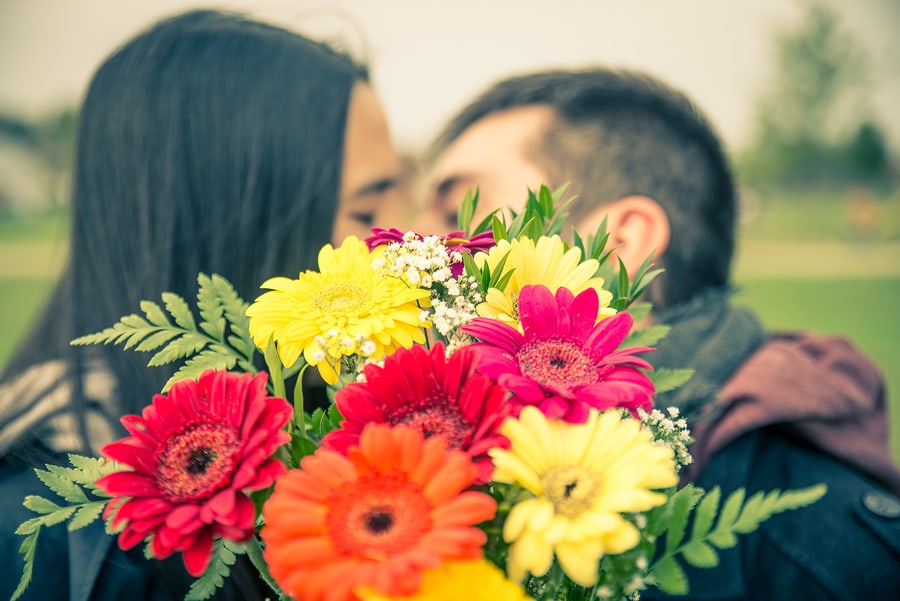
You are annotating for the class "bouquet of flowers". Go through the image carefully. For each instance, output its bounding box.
[11,187,825,601]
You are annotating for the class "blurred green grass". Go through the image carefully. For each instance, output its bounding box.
[1,205,899,459]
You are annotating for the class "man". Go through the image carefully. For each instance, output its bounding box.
[422,68,900,599]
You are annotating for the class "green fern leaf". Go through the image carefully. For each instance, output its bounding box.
[661,484,704,551]
[733,485,826,533]
[134,329,182,353]
[65,454,120,488]
[162,291,196,330]
[140,300,172,328]
[197,274,227,342]
[691,486,721,540]
[650,369,695,394]
[184,539,239,601]
[680,540,719,568]
[22,495,61,514]
[147,332,209,367]
[649,556,688,595]
[69,502,106,530]
[163,349,237,391]
[623,324,670,348]
[34,468,87,504]
[10,530,39,601]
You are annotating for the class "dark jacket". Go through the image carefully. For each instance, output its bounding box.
[0,452,169,601]
[644,291,900,600]
[641,427,900,600]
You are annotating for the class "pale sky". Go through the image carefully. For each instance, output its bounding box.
[1,0,898,154]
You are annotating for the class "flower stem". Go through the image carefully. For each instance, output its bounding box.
[292,362,309,439]
[263,337,286,401]
[245,535,290,601]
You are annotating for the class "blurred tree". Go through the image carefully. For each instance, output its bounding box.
[738,1,891,187]
[0,106,77,212]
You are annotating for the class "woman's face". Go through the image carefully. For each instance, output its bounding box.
[332,83,401,244]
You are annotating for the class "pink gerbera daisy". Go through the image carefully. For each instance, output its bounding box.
[462,284,655,423]
[96,369,292,576]
[321,342,510,482]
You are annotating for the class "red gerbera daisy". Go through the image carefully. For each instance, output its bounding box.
[462,284,655,423]
[365,228,494,276]
[321,343,510,483]
[262,423,497,601]
[96,369,291,576]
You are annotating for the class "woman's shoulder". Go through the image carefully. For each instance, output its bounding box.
[704,428,900,600]
[0,454,170,601]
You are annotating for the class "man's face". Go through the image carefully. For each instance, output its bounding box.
[420,106,555,234]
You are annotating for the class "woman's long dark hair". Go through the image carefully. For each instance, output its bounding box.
[1,10,367,598]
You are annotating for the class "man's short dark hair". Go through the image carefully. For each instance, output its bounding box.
[429,69,737,309]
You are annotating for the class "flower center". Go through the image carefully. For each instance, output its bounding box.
[327,474,432,560]
[388,398,471,449]
[156,423,240,501]
[315,283,367,314]
[517,339,597,392]
[542,465,599,518]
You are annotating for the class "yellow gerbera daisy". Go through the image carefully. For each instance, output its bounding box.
[246,236,429,383]
[356,560,530,601]
[490,406,678,587]
[474,235,614,327]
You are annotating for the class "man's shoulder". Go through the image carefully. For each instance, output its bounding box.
[702,428,900,599]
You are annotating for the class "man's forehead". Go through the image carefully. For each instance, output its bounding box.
[430,105,555,186]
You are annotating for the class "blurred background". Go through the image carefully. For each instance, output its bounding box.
[1,0,898,455]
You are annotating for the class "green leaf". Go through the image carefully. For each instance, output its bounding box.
[69,502,106,531]
[626,302,653,323]
[649,556,688,595]
[134,329,182,353]
[661,484,704,552]
[163,349,236,392]
[461,252,481,280]
[14,517,43,536]
[35,468,87,504]
[147,332,209,367]
[197,274,227,342]
[690,487,721,540]
[611,257,630,311]
[185,539,240,601]
[623,324,670,348]
[22,495,62,514]
[291,434,319,463]
[162,291,196,330]
[650,368,695,394]
[458,187,477,233]
[733,485,827,533]
[537,184,555,216]
[471,210,498,235]
[37,506,77,528]
[140,300,172,328]
[707,487,745,548]
[491,214,508,243]
[680,540,720,568]
[486,251,512,289]
[10,530,39,601]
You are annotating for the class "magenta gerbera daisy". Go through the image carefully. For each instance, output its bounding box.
[96,369,292,576]
[321,342,511,482]
[462,284,655,423]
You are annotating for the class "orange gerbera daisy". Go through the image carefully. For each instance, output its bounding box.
[261,424,497,601]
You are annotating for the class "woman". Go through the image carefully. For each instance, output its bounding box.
[0,9,399,600]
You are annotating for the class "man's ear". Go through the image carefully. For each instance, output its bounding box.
[578,195,670,277]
